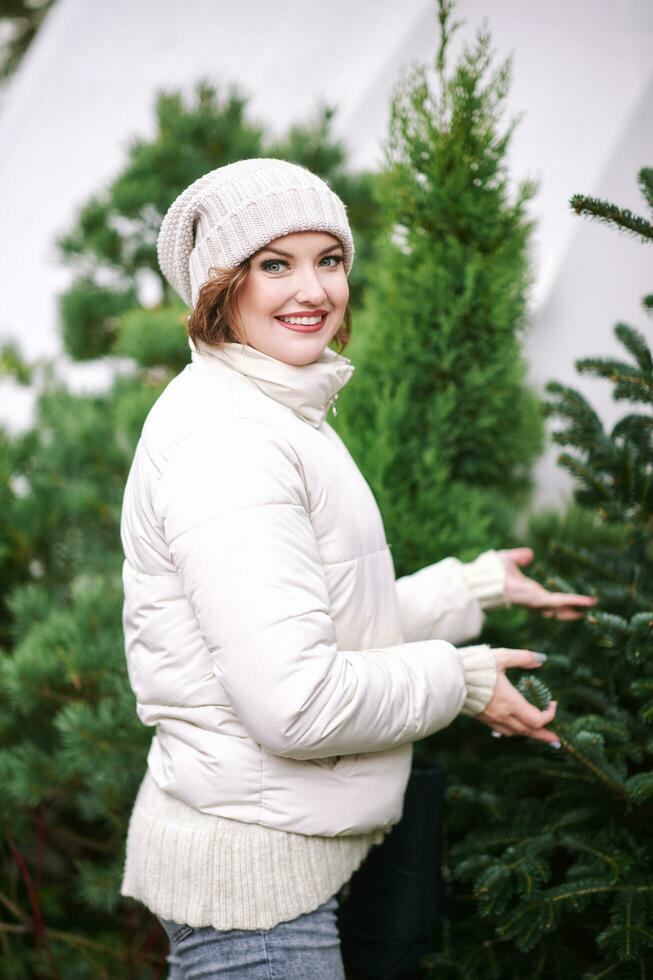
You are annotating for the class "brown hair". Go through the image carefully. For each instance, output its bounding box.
[187,260,352,354]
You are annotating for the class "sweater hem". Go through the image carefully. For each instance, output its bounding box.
[120,770,387,931]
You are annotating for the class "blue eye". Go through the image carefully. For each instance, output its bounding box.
[260,254,344,273]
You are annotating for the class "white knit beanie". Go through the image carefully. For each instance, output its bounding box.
[157,158,355,309]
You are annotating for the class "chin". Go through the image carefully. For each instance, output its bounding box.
[276,339,331,367]
[281,350,322,366]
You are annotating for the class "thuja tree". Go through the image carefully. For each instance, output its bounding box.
[333,0,543,571]
[0,83,378,978]
[429,168,653,979]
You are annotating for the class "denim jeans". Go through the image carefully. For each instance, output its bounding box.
[157,894,346,979]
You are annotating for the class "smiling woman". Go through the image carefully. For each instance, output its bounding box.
[119,158,591,980]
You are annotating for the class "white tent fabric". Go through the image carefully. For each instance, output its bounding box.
[0,0,651,507]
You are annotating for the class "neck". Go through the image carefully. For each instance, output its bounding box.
[190,338,356,428]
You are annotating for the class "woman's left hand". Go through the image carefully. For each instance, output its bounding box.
[497,547,597,621]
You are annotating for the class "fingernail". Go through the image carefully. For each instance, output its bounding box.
[550,740,561,749]
[533,653,547,664]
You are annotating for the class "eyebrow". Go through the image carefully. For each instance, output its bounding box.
[258,243,344,258]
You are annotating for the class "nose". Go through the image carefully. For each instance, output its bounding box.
[294,264,328,305]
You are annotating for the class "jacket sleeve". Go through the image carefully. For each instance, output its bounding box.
[395,551,508,646]
[156,419,489,760]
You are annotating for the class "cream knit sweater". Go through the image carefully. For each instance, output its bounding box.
[120,552,506,931]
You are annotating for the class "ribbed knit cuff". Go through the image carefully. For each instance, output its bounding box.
[458,644,497,716]
[461,550,509,610]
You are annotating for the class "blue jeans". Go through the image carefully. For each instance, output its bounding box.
[157,894,346,979]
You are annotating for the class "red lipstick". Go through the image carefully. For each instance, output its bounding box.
[276,310,328,317]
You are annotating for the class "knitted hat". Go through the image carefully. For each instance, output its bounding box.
[157,158,355,309]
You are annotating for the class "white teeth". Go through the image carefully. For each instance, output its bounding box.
[278,316,324,325]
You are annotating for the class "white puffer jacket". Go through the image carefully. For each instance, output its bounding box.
[121,339,502,837]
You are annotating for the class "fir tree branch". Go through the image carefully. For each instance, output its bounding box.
[576,360,652,393]
[546,540,653,606]
[518,765,597,786]
[638,167,653,211]
[576,357,653,403]
[557,735,625,795]
[499,883,653,938]
[570,194,653,244]
[549,807,604,832]
[555,454,612,498]
[558,835,621,880]
[586,959,637,979]
[614,322,653,374]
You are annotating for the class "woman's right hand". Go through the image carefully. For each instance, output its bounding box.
[474,648,560,747]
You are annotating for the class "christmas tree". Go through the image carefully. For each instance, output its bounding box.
[333,0,543,572]
[0,83,377,978]
[429,168,653,978]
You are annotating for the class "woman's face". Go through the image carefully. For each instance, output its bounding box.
[234,231,349,366]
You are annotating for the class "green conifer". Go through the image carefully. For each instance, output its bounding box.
[333,0,543,571]
[430,168,653,979]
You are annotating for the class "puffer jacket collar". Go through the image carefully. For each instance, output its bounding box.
[190,338,356,428]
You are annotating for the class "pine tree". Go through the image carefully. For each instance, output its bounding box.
[333,0,543,572]
[428,168,653,978]
[0,83,378,978]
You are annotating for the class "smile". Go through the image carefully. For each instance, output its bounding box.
[274,314,327,332]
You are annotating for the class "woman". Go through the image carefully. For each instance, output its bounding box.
[119,158,594,979]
